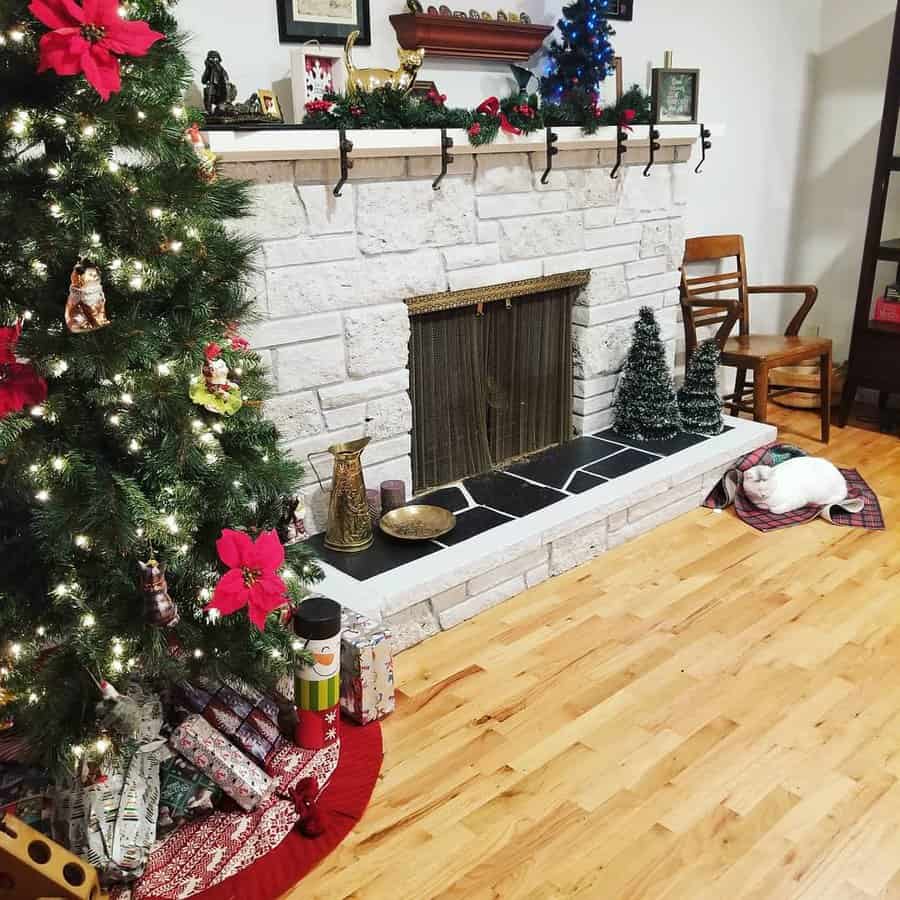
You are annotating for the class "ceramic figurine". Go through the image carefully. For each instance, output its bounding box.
[201,50,235,116]
[519,11,531,22]
[438,4,452,14]
[468,8,480,17]
[427,5,439,12]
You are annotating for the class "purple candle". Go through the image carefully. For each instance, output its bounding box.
[380,480,406,515]
[366,489,381,525]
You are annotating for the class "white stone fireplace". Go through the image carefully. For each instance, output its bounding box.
[210,125,774,649]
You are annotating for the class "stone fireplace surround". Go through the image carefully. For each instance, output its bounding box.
[208,125,776,651]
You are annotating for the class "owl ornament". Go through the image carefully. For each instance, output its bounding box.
[65,259,110,333]
[138,558,180,628]
[189,342,242,416]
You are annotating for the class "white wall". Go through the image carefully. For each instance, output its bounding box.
[177,0,824,338]
[792,0,897,361]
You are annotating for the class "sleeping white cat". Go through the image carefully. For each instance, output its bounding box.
[743,458,848,514]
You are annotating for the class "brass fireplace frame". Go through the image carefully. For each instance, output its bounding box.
[404,270,591,317]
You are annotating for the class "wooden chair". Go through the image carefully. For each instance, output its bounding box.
[680,234,832,442]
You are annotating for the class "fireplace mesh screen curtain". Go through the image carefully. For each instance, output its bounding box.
[410,287,576,492]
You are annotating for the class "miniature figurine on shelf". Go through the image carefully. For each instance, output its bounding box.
[277,496,309,546]
[202,50,236,117]
[344,30,425,96]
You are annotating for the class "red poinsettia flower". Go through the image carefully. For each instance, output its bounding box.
[206,529,288,630]
[0,323,47,419]
[230,335,250,351]
[305,99,333,114]
[467,122,481,137]
[204,342,221,360]
[29,0,164,102]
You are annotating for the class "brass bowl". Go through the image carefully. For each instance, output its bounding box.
[379,505,456,541]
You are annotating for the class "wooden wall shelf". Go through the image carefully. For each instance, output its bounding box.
[389,13,552,62]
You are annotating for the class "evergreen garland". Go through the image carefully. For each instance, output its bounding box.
[614,306,682,441]
[0,0,322,771]
[678,339,724,435]
[300,83,652,145]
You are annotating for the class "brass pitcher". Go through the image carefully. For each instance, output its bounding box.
[308,437,374,553]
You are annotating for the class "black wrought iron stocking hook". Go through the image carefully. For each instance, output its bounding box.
[541,127,558,185]
[432,128,454,191]
[695,123,712,174]
[611,122,628,178]
[333,128,353,197]
[643,123,661,177]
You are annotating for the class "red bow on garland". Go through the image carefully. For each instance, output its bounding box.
[619,108,637,132]
[0,322,47,419]
[29,0,164,102]
[476,96,521,135]
[291,777,325,837]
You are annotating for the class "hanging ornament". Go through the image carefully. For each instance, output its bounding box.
[189,343,242,416]
[185,124,217,183]
[65,260,110,333]
[277,496,309,546]
[0,322,48,419]
[138,558,180,628]
[31,0,165,102]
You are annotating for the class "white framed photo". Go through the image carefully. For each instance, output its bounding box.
[291,45,346,122]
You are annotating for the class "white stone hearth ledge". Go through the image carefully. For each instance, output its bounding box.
[318,416,775,652]
[206,124,725,163]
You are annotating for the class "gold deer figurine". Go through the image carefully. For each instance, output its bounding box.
[344,30,424,96]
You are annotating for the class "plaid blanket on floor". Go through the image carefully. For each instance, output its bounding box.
[703,442,885,532]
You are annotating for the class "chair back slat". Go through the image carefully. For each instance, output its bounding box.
[680,234,749,359]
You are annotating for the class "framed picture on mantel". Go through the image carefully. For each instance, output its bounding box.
[605,0,633,21]
[277,0,371,45]
[651,67,700,124]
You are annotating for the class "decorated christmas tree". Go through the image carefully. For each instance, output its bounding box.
[678,339,724,435]
[540,0,616,104]
[0,0,320,771]
[614,306,682,440]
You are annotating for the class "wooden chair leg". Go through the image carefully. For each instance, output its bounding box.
[732,368,747,418]
[753,367,769,423]
[820,349,832,443]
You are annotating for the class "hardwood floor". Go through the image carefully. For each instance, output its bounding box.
[293,407,900,900]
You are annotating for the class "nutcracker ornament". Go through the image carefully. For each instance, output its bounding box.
[189,342,242,416]
[138,558,180,627]
[185,123,217,183]
[65,259,110,333]
[293,596,342,750]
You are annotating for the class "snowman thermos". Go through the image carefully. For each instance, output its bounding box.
[293,596,342,750]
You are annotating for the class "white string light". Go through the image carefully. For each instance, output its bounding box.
[128,438,141,452]
[71,745,84,758]
[53,115,66,126]
[108,414,121,426]
[74,535,90,549]
[157,362,172,376]
[191,419,204,431]
[90,232,101,246]
[149,207,163,220]
[52,359,68,376]
[172,105,185,118]
[10,643,22,658]
[82,613,96,628]
[186,227,199,239]
[108,160,120,173]
[35,490,50,502]
[28,463,39,474]
[168,240,183,253]
[129,275,143,289]
[163,514,179,534]
[10,30,25,43]
[36,626,46,637]
[82,124,96,138]
[193,648,204,659]
[110,257,122,270]
[120,392,133,404]
[51,456,64,471]
[95,737,109,753]
[49,203,61,217]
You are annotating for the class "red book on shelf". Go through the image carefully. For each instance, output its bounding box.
[874,293,900,324]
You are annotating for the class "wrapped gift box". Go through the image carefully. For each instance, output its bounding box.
[340,610,395,725]
[170,714,274,812]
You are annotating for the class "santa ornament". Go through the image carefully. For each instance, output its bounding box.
[189,342,242,415]
[293,596,342,751]
[185,124,217,183]
[0,321,47,418]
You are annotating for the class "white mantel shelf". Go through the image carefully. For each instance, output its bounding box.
[204,123,725,163]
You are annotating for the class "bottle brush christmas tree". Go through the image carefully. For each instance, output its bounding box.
[614,306,682,441]
[0,0,321,771]
[540,0,616,105]
[678,339,724,435]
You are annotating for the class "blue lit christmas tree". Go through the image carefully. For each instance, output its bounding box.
[540,0,616,104]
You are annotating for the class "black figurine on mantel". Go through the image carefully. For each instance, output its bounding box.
[202,51,235,117]
[201,50,276,125]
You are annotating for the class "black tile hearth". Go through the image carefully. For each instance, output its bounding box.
[308,530,442,581]
[439,506,514,546]
[595,427,710,456]
[566,471,608,494]
[411,486,470,513]
[585,447,659,479]
[505,436,623,489]
[463,471,567,517]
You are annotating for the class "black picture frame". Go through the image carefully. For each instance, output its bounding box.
[604,0,633,21]
[277,0,371,45]
[651,67,700,125]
